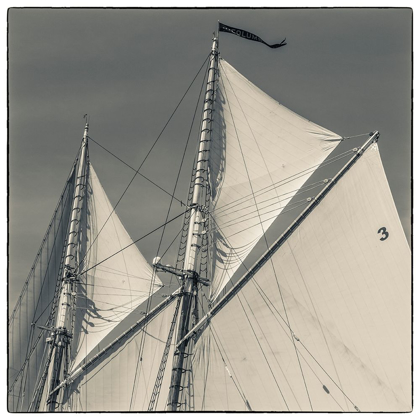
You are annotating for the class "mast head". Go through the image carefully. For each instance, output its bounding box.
[83,114,89,141]
[83,114,89,132]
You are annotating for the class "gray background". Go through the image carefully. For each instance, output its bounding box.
[8,8,412,308]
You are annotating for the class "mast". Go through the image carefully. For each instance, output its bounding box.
[167,33,219,411]
[45,122,89,411]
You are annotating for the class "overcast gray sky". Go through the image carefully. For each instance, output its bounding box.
[8,8,412,309]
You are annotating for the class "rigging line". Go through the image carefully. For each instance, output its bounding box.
[213,203,309,241]
[14,326,35,409]
[210,149,354,218]
[79,209,188,276]
[286,241,349,410]
[219,60,283,208]
[8,333,41,392]
[24,202,69,327]
[233,291,290,410]
[205,214,353,410]
[247,278,347,411]
[203,232,291,409]
[76,52,211,274]
[9,178,76,405]
[196,290,251,410]
[161,227,183,259]
[208,325,251,410]
[248,278,355,410]
[208,210,312,410]
[343,132,372,140]
[9,148,80,324]
[214,179,327,217]
[148,47,210,268]
[88,135,185,206]
[210,148,354,214]
[214,196,316,231]
[221,66,314,409]
[130,58,211,410]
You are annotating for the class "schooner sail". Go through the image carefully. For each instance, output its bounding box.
[8,21,411,413]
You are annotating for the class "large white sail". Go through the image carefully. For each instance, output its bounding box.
[70,164,162,371]
[62,296,178,411]
[192,143,411,411]
[8,168,76,412]
[208,59,343,302]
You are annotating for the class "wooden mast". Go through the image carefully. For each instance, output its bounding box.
[46,122,89,411]
[167,33,219,411]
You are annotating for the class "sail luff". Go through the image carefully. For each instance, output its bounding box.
[178,131,380,348]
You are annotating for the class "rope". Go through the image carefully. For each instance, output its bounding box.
[129,55,211,410]
[342,132,372,140]
[249,277,356,410]
[79,209,188,276]
[77,52,211,273]
[88,135,185,206]
[210,148,354,216]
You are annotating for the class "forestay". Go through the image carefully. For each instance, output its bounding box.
[193,143,411,411]
[62,297,178,411]
[70,164,162,371]
[208,59,343,302]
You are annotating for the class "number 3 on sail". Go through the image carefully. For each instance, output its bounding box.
[378,227,389,241]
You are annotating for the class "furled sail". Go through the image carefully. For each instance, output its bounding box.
[70,164,163,371]
[208,59,343,302]
[61,295,179,411]
[192,143,411,411]
[8,168,76,412]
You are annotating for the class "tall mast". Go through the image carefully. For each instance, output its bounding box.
[46,122,89,411]
[167,34,219,411]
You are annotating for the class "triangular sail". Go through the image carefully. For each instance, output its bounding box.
[70,164,162,371]
[62,295,179,411]
[208,59,343,302]
[8,168,76,412]
[192,143,411,411]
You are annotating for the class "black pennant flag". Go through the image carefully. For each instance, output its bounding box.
[218,22,287,49]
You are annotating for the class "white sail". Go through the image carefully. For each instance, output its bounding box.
[70,164,163,371]
[8,168,76,412]
[62,296,178,411]
[192,143,411,411]
[208,59,343,302]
